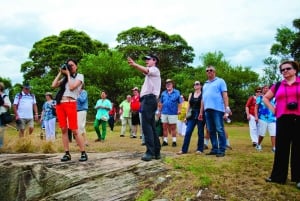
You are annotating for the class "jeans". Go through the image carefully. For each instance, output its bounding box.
[141,94,161,156]
[181,114,205,153]
[205,109,226,154]
[108,115,115,131]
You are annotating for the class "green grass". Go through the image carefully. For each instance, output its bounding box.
[1,122,300,200]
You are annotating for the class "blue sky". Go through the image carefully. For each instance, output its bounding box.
[1,0,299,84]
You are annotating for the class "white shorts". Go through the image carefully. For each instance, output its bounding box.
[258,120,276,137]
[77,110,87,135]
[161,114,178,124]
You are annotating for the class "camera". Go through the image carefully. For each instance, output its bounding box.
[60,63,70,70]
[287,102,298,110]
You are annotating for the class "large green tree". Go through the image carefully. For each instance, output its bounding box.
[115,25,195,79]
[21,29,109,81]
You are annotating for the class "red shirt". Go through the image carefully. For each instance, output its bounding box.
[245,96,256,115]
[131,95,140,111]
[109,107,116,115]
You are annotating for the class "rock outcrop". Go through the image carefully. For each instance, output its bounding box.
[0,151,168,201]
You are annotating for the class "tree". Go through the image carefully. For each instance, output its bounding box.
[21,29,109,81]
[260,57,281,85]
[291,18,300,61]
[270,27,296,60]
[115,25,195,79]
[79,50,144,117]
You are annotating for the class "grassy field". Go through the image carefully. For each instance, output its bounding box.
[1,121,299,200]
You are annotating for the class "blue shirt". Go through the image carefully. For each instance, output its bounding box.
[160,88,181,115]
[42,100,56,121]
[256,96,276,123]
[202,77,227,112]
[77,90,88,111]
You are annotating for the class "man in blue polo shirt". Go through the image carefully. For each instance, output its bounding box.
[159,79,182,147]
[200,66,231,157]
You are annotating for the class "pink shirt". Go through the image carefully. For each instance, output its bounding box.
[271,77,300,118]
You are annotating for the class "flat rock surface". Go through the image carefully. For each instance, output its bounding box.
[0,151,169,201]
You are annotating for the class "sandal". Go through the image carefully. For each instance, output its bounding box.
[79,153,88,162]
[61,154,71,162]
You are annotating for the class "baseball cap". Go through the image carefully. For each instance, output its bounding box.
[143,54,159,63]
[23,83,31,89]
[132,87,139,91]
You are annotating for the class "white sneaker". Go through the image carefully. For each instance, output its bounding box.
[272,148,276,153]
[195,151,202,154]
[256,144,262,151]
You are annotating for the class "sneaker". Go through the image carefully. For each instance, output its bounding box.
[94,139,101,142]
[177,151,186,155]
[195,151,202,154]
[252,142,257,147]
[153,154,161,160]
[272,148,276,153]
[296,182,300,189]
[120,135,125,137]
[61,154,71,162]
[79,153,88,162]
[256,144,262,151]
[172,142,177,147]
[162,141,168,146]
[204,144,208,150]
[216,153,225,157]
[141,153,152,161]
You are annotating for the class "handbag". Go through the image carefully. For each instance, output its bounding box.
[186,108,192,119]
[1,111,13,124]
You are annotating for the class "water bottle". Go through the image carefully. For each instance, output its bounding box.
[225,113,231,123]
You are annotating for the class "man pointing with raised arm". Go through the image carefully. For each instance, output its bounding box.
[128,54,161,161]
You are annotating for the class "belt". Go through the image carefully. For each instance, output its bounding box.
[142,94,156,98]
[60,100,76,103]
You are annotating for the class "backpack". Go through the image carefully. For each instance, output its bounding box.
[0,95,13,125]
[0,94,4,106]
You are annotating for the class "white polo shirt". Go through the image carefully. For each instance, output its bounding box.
[13,92,36,119]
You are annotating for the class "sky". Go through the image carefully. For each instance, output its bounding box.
[1,0,299,85]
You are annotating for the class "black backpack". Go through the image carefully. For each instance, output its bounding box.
[0,94,4,106]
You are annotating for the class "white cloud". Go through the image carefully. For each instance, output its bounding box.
[0,0,300,84]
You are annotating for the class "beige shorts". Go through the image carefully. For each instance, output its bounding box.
[77,110,87,135]
[161,114,178,124]
[17,118,34,130]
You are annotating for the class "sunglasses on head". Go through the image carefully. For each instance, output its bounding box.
[206,69,214,72]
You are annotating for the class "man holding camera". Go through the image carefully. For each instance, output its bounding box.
[52,58,88,162]
[254,85,276,152]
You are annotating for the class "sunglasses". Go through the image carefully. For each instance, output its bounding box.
[256,91,262,93]
[206,69,214,72]
[280,67,293,73]
[194,83,200,86]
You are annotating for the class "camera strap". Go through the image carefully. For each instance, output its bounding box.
[284,83,299,105]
